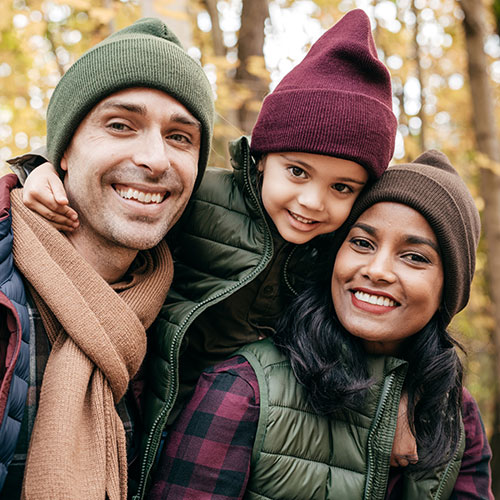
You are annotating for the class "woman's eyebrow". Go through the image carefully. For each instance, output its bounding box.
[351,222,376,236]
[351,223,440,253]
[405,235,440,253]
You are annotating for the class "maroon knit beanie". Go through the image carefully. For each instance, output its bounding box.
[335,150,481,326]
[250,9,397,179]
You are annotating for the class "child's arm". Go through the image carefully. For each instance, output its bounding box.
[390,392,418,467]
[23,162,79,232]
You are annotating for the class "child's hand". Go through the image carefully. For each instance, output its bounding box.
[23,162,79,232]
[390,392,418,467]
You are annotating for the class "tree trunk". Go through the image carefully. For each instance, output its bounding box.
[459,0,500,493]
[411,0,426,151]
[202,0,226,57]
[235,0,270,134]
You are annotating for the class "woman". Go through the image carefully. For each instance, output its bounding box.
[149,150,493,499]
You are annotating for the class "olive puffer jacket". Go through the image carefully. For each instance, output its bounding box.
[133,136,325,498]
[239,339,464,500]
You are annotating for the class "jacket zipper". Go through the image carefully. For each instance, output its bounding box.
[133,142,274,500]
[364,371,398,500]
[433,424,464,499]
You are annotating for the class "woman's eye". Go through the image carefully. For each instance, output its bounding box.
[288,166,306,178]
[333,183,353,193]
[405,253,430,264]
[350,237,373,250]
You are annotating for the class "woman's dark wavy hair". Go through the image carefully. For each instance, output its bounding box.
[273,273,464,471]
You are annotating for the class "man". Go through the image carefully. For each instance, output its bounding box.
[0,18,213,499]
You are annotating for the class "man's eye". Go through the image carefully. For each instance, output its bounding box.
[168,133,191,143]
[288,166,306,178]
[109,122,130,131]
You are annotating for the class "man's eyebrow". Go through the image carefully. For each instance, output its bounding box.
[99,101,147,115]
[98,101,201,130]
[171,113,201,130]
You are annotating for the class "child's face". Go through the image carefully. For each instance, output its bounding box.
[259,152,368,244]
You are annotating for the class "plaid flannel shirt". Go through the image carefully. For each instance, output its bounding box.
[149,356,493,500]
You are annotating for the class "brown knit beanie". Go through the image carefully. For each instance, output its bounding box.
[336,150,481,326]
[250,9,397,179]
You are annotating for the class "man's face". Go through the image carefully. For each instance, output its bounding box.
[60,87,200,251]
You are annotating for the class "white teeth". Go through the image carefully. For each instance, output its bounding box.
[289,211,316,224]
[354,291,396,307]
[116,187,165,204]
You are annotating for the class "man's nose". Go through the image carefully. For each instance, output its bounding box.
[132,131,171,176]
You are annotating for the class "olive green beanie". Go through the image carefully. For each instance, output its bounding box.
[336,150,481,326]
[46,17,214,190]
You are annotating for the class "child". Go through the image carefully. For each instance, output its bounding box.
[149,151,492,499]
[12,9,402,495]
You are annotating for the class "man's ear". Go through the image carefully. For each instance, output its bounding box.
[60,154,68,172]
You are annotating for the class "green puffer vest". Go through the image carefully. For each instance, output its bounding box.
[238,339,465,500]
[133,137,320,499]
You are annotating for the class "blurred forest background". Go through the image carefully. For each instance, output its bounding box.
[1,0,499,488]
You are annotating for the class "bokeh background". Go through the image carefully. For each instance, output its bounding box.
[1,0,499,488]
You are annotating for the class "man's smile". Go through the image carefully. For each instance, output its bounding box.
[114,184,169,204]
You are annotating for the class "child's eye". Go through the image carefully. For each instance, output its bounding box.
[332,183,353,193]
[287,166,307,178]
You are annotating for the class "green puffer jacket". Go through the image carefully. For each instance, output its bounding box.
[133,136,322,499]
[239,339,465,500]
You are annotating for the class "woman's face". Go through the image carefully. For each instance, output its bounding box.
[331,202,444,356]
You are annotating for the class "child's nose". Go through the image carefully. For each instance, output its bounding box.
[297,185,324,211]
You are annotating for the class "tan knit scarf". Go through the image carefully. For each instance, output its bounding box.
[10,189,173,500]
